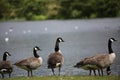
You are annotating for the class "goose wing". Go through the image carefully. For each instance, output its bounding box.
[0,61,13,72]
[83,54,109,67]
[14,57,41,70]
[0,61,13,69]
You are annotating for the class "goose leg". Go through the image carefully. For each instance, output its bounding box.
[2,74,4,78]
[52,68,55,75]
[9,73,11,78]
[28,71,30,77]
[98,69,101,76]
[93,70,96,76]
[31,70,33,77]
[101,69,103,76]
[58,67,61,76]
[89,70,92,76]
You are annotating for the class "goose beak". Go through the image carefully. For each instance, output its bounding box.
[39,49,42,51]
[38,48,42,51]
[9,53,11,56]
[115,39,117,41]
[62,40,65,42]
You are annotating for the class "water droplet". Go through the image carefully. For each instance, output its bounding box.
[75,26,79,30]
[28,30,31,33]
[23,30,26,34]
[5,37,9,42]
[44,27,48,31]
[5,32,8,35]
[9,28,13,32]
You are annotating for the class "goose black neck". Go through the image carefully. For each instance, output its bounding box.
[55,41,59,52]
[3,54,7,61]
[33,49,39,58]
[108,40,113,53]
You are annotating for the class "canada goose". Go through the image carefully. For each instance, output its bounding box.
[74,38,116,76]
[0,52,13,78]
[14,46,42,77]
[47,37,64,76]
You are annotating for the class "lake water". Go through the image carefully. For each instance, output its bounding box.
[0,18,120,77]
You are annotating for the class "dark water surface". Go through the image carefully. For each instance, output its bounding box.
[0,18,120,77]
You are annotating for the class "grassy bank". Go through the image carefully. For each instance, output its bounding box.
[1,76,119,80]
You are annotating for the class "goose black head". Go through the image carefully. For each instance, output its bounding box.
[74,61,83,68]
[4,52,11,56]
[3,52,11,61]
[34,46,41,51]
[57,37,64,43]
[109,38,117,42]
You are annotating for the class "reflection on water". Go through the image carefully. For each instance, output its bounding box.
[0,18,120,77]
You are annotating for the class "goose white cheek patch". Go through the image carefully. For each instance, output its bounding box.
[6,53,9,56]
[110,39,114,42]
[35,47,38,51]
[59,39,62,42]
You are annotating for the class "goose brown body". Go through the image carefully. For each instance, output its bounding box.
[48,51,64,68]
[14,57,42,70]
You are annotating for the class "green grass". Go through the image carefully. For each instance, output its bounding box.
[1,76,120,80]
